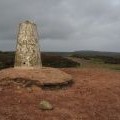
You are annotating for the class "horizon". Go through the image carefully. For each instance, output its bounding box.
[0,49,120,53]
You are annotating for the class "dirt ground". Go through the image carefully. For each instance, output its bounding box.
[0,68,120,120]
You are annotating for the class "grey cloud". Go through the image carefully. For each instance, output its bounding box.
[0,0,120,52]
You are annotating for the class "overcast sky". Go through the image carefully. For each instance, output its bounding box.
[0,0,120,52]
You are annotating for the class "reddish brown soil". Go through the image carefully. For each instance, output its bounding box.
[0,68,120,120]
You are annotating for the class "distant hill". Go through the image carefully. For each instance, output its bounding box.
[74,51,120,58]
[0,50,120,58]
[72,51,120,64]
[42,51,120,58]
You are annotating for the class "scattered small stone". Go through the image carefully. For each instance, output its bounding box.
[16,90,22,94]
[18,100,21,103]
[39,100,53,110]
[27,87,33,93]
[17,86,21,89]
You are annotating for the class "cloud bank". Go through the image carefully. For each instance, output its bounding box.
[0,0,120,52]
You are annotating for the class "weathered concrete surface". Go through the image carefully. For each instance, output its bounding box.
[14,20,42,68]
[0,67,73,88]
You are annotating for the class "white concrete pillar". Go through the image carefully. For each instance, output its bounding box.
[14,20,42,68]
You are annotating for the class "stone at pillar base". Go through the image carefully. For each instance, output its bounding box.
[0,67,73,89]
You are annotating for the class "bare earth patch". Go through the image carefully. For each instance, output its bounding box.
[0,68,120,120]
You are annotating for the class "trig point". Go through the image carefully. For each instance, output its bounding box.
[14,20,42,68]
[0,20,73,89]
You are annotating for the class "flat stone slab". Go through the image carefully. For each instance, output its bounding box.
[0,67,72,88]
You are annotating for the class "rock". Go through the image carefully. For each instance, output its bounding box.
[16,90,22,94]
[18,100,21,103]
[27,87,33,93]
[39,100,53,110]
[17,86,21,90]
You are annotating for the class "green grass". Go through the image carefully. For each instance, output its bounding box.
[78,57,120,71]
[101,64,120,71]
